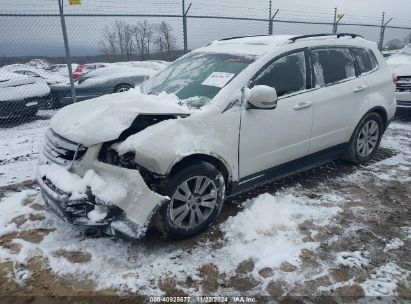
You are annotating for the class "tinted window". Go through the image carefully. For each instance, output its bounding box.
[311,48,355,87]
[352,48,378,74]
[253,51,306,97]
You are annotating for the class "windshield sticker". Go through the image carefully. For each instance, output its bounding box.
[201,72,235,88]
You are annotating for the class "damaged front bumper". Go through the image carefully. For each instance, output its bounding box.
[37,142,169,240]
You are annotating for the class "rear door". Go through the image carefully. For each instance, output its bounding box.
[309,47,369,153]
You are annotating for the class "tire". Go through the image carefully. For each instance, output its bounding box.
[114,84,132,93]
[157,161,225,240]
[343,112,384,164]
[22,108,38,118]
[44,93,61,109]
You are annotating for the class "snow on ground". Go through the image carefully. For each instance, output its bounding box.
[361,263,411,296]
[0,110,55,185]
[0,116,410,298]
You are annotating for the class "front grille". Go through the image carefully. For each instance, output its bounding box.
[42,129,87,166]
[396,76,411,92]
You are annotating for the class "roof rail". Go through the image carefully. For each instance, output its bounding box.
[289,33,363,42]
[218,34,270,42]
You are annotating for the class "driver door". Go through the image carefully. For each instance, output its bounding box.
[239,49,314,180]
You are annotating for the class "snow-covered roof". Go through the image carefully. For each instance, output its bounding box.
[196,35,295,56]
[195,34,370,57]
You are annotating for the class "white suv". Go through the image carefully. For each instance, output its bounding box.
[37,33,396,240]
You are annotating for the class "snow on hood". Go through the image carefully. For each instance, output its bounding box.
[0,70,50,102]
[51,89,190,147]
[0,69,32,84]
[387,54,411,76]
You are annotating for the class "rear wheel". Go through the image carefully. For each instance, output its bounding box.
[344,112,384,164]
[114,84,132,93]
[157,161,225,239]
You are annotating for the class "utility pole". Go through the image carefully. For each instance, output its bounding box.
[58,0,76,103]
[378,12,393,51]
[182,0,192,53]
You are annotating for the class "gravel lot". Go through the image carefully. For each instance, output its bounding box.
[0,113,410,303]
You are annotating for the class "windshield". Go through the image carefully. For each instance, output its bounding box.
[141,52,255,108]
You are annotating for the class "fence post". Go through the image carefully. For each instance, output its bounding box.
[378,12,393,51]
[268,5,279,36]
[58,0,76,103]
[268,0,272,35]
[332,7,337,33]
[378,12,385,51]
[182,0,192,53]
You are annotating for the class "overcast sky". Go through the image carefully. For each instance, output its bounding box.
[1,0,411,25]
[1,0,411,58]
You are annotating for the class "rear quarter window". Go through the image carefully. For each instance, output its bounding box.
[351,48,378,74]
[311,48,356,87]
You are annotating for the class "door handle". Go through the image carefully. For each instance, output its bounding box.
[354,85,367,93]
[294,101,312,110]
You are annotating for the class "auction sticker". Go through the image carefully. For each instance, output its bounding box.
[201,72,235,88]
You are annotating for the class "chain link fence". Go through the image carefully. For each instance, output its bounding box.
[1,1,411,125]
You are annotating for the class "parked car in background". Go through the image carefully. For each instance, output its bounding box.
[387,44,411,112]
[48,66,158,108]
[0,70,50,119]
[2,64,67,85]
[72,64,85,81]
[37,33,395,241]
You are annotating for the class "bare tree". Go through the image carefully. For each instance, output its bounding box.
[403,33,411,45]
[154,21,176,59]
[386,38,403,50]
[99,20,134,61]
[132,20,155,60]
[99,25,118,61]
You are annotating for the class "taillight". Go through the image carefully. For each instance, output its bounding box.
[392,73,398,85]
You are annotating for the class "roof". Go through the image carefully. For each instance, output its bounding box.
[196,34,367,57]
[196,35,295,56]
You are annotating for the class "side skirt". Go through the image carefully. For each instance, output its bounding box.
[230,143,348,196]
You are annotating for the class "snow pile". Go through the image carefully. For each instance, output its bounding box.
[38,164,127,203]
[336,251,368,268]
[361,262,410,296]
[220,193,341,271]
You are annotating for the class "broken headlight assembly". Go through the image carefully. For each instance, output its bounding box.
[98,142,163,191]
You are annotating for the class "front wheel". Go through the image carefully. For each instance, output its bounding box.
[157,161,225,239]
[114,84,132,93]
[344,112,384,164]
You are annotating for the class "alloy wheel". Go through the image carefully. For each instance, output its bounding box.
[357,120,379,157]
[170,176,218,229]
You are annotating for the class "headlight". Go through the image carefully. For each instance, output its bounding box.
[98,142,136,168]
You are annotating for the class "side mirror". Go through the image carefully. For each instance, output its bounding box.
[245,85,278,109]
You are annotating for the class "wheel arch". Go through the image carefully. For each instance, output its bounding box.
[168,153,233,191]
[365,106,388,130]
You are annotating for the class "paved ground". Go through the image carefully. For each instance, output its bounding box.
[0,113,410,303]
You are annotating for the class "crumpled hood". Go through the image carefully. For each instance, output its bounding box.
[51,90,190,147]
